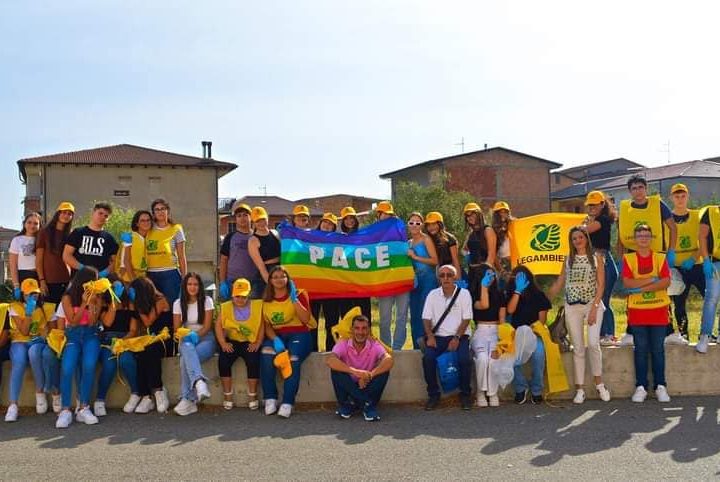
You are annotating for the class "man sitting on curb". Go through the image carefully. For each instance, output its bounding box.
[422,264,474,411]
[326,315,393,421]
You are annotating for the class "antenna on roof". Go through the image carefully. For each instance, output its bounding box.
[455,137,465,153]
[259,184,267,196]
[660,139,670,164]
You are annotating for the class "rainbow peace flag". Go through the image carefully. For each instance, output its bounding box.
[280,218,415,300]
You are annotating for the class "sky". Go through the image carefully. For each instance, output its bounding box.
[2,0,720,227]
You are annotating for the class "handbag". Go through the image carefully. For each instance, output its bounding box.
[436,351,460,392]
[416,287,462,352]
[549,306,572,353]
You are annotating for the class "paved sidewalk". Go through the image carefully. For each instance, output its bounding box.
[2,397,720,480]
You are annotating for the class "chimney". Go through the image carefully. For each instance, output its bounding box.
[201,141,213,159]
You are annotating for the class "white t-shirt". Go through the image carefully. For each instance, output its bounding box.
[9,235,37,270]
[172,296,214,332]
[421,287,473,337]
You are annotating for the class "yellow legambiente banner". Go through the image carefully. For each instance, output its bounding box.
[509,213,587,275]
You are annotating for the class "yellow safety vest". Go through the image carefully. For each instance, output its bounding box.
[664,209,701,266]
[623,252,670,310]
[619,195,664,252]
[706,206,720,260]
[220,300,263,343]
[117,231,147,281]
[146,224,184,270]
[8,302,56,342]
[262,290,317,330]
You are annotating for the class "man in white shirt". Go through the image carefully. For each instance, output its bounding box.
[421,264,473,410]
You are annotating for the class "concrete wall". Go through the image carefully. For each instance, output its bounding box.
[3,345,719,409]
[26,164,220,282]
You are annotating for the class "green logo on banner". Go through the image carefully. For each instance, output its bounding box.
[530,224,561,252]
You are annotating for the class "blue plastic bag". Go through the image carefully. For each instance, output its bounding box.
[437,350,460,393]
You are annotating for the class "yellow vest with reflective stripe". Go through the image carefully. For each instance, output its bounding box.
[146,224,183,269]
[619,196,664,252]
[220,300,263,343]
[624,252,670,310]
[8,302,56,342]
[664,209,701,266]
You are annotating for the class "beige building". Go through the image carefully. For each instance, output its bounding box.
[17,143,237,283]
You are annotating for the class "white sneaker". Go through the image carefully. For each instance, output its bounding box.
[173,399,198,416]
[76,407,99,425]
[619,334,634,346]
[93,400,107,417]
[488,394,500,407]
[264,399,278,416]
[631,385,647,403]
[134,396,155,414]
[476,392,489,408]
[55,409,73,429]
[696,334,710,354]
[573,389,586,404]
[52,394,62,414]
[278,403,293,418]
[599,335,616,346]
[655,385,671,403]
[194,379,211,402]
[665,332,688,345]
[123,394,142,414]
[596,383,611,402]
[155,388,170,413]
[36,393,48,414]
[4,404,18,422]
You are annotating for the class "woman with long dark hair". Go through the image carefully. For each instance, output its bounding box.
[9,212,42,299]
[462,203,497,300]
[119,210,152,282]
[36,203,74,304]
[260,265,315,418]
[424,212,461,278]
[491,201,514,287]
[146,199,186,303]
[130,277,172,415]
[172,272,216,416]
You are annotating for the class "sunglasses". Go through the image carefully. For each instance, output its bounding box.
[407,221,422,226]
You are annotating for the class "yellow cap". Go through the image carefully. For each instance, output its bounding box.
[492,201,510,212]
[293,205,310,217]
[250,206,268,223]
[340,206,357,218]
[584,191,606,206]
[232,278,251,297]
[231,201,251,214]
[424,211,444,224]
[671,183,688,194]
[56,201,75,213]
[376,201,394,215]
[322,213,338,226]
[463,202,481,214]
[21,278,41,296]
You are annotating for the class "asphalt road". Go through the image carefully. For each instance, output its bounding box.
[2,397,720,480]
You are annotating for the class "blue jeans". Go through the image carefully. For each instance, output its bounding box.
[260,331,312,405]
[378,292,410,350]
[600,251,618,337]
[409,274,437,349]
[61,326,101,408]
[672,264,706,336]
[632,325,666,389]
[422,335,472,398]
[9,342,30,402]
[148,269,182,304]
[513,336,545,396]
[28,342,59,394]
[179,333,216,402]
[701,261,720,336]
[96,332,139,400]
[331,370,390,408]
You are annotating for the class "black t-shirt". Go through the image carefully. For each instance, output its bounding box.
[432,232,458,267]
[467,227,491,264]
[509,290,552,328]
[66,227,119,271]
[473,289,506,322]
[589,214,612,250]
[104,308,136,334]
[701,210,714,257]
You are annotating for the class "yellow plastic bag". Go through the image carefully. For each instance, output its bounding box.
[47,329,67,357]
[531,321,569,395]
[273,350,293,379]
[331,306,392,353]
[173,327,192,342]
[495,323,515,357]
[83,278,121,305]
[111,327,170,355]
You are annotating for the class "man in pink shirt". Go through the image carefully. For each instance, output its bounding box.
[326,315,393,421]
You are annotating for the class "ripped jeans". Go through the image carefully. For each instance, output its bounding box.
[260,331,312,405]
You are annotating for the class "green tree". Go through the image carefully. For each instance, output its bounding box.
[74,201,136,241]
[392,180,476,239]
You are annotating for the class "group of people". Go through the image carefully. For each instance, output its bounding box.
[1,173,719,424]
